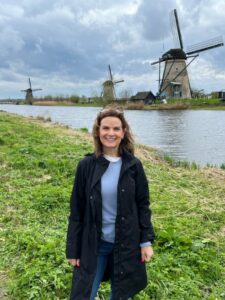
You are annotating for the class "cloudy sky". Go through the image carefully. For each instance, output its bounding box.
[0,0,225,99]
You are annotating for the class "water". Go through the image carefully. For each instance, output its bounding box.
[1,104,225,166]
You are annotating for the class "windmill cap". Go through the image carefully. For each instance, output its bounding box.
[162,48,186,60]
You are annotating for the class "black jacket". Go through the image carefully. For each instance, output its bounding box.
[66,151,155,300]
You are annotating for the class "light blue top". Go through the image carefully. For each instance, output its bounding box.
[101,155,122,243]
[101,155,151,248]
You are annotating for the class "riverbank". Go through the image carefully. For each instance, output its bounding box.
[33,97,225,110]
[2,97,225,110]
[33,100,225,110]
[0,112,225,299]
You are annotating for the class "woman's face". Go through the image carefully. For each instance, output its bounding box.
[99,116,125,155]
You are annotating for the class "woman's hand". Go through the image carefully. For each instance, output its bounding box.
[68,259,80,267]
[141,246,154,263]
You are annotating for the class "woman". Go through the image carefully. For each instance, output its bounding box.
[66,108,155,300]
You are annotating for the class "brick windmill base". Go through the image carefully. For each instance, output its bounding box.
[160,59,191,99]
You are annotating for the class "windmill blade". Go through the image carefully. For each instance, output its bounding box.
[32,89,42,91]
[108,65,113,81]
[186,36,224,55]
[170,10,180,48]
[170,9,184,49]
[151,58,163,65]
[114,80,124,84]
[29,78,32,89]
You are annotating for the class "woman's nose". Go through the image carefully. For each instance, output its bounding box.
[108,129,115,135]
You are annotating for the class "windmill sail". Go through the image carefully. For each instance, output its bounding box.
[170,9,183,49]
[108,65,113,81]
[186,36,224,55]
[114,80,124,84]
[29,78,32,89]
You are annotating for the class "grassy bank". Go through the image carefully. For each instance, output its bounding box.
[35,97,225,110]
[143,98,225,111]
[0,112,225,299]
[33,99,225,110]
[6,97,225,110]
[33,101,102,107]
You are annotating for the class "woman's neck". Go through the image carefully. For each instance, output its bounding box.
[103,148,119,157]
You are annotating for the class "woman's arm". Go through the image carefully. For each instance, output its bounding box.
[66,160,86,260]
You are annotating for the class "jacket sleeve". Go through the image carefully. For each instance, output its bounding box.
[66,160,86,259]
[135,159,155,244]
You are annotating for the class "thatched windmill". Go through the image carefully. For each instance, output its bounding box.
[151,9,224,99]
[102,65,124,102]
[21,78,42,105]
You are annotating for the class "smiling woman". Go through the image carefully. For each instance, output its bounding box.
[92,108,135,157]
[66,107,155,300]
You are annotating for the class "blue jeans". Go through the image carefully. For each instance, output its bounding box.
[90,239,115,300]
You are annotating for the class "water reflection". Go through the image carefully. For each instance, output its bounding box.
[156,110,187,159]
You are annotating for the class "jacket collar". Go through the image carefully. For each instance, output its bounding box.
[90,150,136,189]
[91,155,109,189]
[119,150,137,179]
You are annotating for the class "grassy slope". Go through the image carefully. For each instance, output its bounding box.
[0,112,224,300]
[18,97,225,110]
[144,98,225,111]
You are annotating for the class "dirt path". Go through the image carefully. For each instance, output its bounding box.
[0,272,9,299]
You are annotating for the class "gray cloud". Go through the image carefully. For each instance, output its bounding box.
[135,0,177,41]
[0,0,225,99]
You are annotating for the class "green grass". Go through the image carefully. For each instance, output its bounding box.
[33,101,103,107]
[0,112,225,299]
[166,98,222,106]
[144,98,225,110]
[8,97,225,110]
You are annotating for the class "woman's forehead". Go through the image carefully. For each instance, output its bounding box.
[100,116,122,126]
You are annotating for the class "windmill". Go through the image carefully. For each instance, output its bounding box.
[21,78,42,105]
[102,65,124,102]
[151,9,224,99]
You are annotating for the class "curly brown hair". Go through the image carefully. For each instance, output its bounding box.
[92,107,135,157]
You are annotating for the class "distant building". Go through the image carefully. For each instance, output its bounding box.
[218,91,225,100]
[130,91,156,104]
